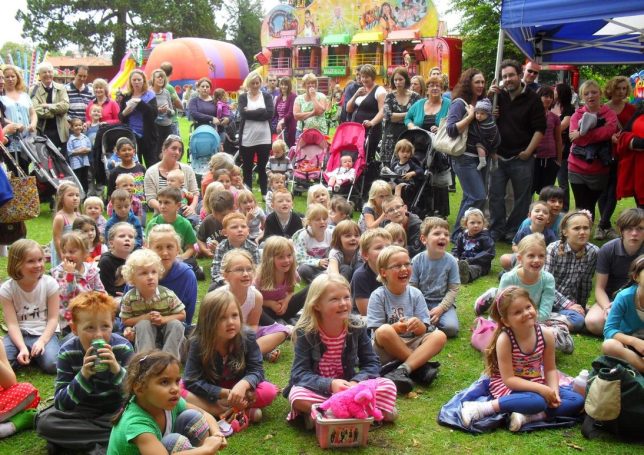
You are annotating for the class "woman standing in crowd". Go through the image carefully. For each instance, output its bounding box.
[380,67,420,165]
[568,80,618,220]
[445,68,487,233]
[188,77,220,129]
[238,72,274,197]
[31,62,69,150]
[596,76,636,239]
[410,75,426,98]
[346,64,386,160]
[294,73,328,135]
[84,78,120,125]
[118,69,158,167]
[552,83,575,211]
[150,69,176,160]
[0,65,37,171]
[405,75,452,217]
[273,77,297,148]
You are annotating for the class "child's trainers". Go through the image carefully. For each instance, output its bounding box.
[474,288,497,316]
[460,401,486,427]
[384,368,414,395]
[509,412,527,432]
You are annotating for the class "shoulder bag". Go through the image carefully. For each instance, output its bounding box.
[433,98,468,157]
[0,143,40,223]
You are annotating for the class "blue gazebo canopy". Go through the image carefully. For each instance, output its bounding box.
[501,1,643,64]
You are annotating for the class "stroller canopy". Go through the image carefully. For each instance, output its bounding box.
[190,125,221,175]
[326,122,366,179]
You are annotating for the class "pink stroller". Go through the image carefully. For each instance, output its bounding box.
[289,128,329,195]
[323,122,366,209]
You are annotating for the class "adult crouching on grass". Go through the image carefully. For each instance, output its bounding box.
[238,72,274,199]
[144,135,199,221]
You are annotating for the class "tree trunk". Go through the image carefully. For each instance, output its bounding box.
[112,8,128,66]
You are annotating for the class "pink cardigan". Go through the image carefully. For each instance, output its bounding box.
[85,98,121,124]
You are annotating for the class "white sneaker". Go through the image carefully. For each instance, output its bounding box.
[461,402,484,427]
[509,412,527,432]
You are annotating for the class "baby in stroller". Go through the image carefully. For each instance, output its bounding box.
[381,138,423,198]
[325,154,356,192]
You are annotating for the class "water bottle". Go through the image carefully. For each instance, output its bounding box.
[573,369,589,397]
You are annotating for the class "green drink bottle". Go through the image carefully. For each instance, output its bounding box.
[92,339,108,372]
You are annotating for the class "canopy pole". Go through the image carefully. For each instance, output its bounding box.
[492,27,505,111]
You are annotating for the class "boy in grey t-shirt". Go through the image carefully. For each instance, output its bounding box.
[410,217,461,338]
[367,246,447,394]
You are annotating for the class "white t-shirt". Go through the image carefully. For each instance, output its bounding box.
[243,94,271,147]
[0,275,59,336]
[355,86,387,107]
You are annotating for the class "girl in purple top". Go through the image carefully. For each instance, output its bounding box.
[273,77,297,147]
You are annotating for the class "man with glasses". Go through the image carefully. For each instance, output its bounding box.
[488,59,546,242]
[522,61,541,92]
[382,195,424,258]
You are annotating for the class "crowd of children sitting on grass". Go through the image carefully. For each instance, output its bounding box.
[0,136,642,453]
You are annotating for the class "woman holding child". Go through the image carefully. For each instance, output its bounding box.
[144,135,199,216]
[84,78,119,125]
[446,68,488,234]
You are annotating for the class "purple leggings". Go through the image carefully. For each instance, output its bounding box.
[498,385,583,418]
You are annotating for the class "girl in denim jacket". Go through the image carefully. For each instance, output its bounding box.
[284,273,398,429]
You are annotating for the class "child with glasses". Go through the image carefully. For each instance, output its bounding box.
[367,246,446,394]
[382,195,424,258]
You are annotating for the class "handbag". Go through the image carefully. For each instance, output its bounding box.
[0,143,40,223]
[433,98,468,157]
[471,317,497,352]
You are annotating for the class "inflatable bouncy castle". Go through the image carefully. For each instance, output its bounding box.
[258,0,461,91]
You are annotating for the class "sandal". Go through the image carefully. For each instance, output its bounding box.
[263,349,281,363]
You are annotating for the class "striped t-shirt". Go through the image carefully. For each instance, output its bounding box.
[318,328,347,379]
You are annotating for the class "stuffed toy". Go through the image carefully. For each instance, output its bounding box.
[318,379,384,421]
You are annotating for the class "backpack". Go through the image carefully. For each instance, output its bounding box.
[581,355,644,441]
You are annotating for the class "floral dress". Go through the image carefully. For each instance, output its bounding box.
[380,91,421,164]
[295,92,328,135]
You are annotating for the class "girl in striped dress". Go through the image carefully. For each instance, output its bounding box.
[284,273,398,429]
[461,286,583,432]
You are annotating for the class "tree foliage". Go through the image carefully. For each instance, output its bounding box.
[224,0,263,65]
[17,0,225,65]
[449,0,526,80]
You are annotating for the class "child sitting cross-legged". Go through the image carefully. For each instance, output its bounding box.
[166,168,199,228]
[119,249,186,359]
[265,173,287,215]
[99,222,136,298]
[327,220,362,281]
[452,208,495,284]
[72,215,107,262]
[460,286,584,431]
[0,342,39,440]
[284,273,398,430]
[293,203,333,284]
[108,350,226,454]
[83,196,107,238]
[328,196,353,231]
[197,189,234,259]
[209,212,261,291]
[104,189,144,250]
[368,246,446,394]
[36,292,134,453]
[183,288,279,432]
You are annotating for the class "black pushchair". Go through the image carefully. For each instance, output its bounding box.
[92,124,139,188]
[19,135,86,199]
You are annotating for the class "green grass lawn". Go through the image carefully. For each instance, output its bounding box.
[0,121,639,454]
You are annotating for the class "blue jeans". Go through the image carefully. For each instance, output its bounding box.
[489,156,535,240]
[427,301,459,338]
[560,309,585,333]
[451,154,487,231]
[498,385,584,418]
[3,331,60,374]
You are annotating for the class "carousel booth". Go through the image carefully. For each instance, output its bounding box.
[266,32,295,79]
[385,29,420,77]
[321,34,351,79]
[350,32,384,81]
[293,36,321,76]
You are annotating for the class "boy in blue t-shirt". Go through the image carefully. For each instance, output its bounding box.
[410,217,461,338]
